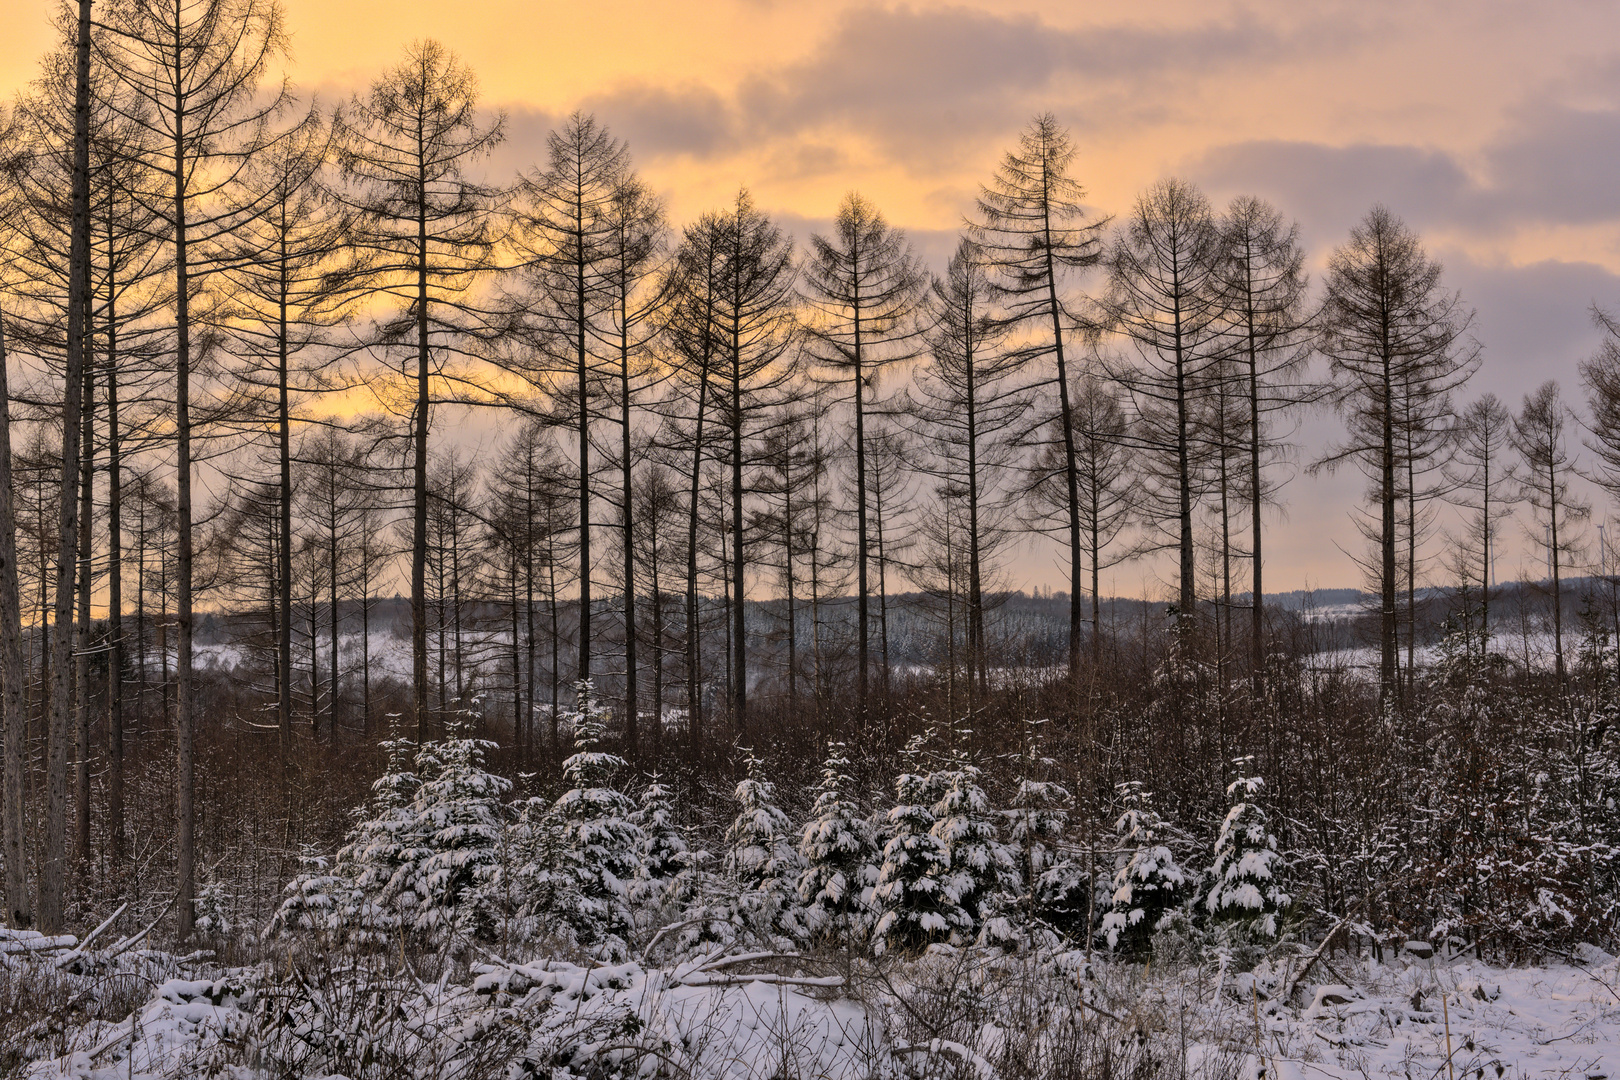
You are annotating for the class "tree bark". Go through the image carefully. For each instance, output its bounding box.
[0,301,33,927]
[40,0,95,936]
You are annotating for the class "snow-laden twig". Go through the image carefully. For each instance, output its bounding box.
[1281,907,1361,1004]
[53,901,128,968]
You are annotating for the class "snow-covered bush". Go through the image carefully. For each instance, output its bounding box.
[798,742,879,944]
[1101,782,1188,957]
[1206,770,1290,940]
[269,715,510,949]
[269,845,356,939]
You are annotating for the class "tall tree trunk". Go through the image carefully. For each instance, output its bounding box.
[784,480,797,703]
[1380,358,1398,707]
[729,358,745,735]
[1550,458,1565,683]
[40,0,95,938]
[576,256,592,691]
[1042,221,1083,702]
[853,288,869,717]
[685,369,708,755]
[74,322,94,864]
[105,280,125,871]
[0,302,33,927]
[619,312,637,753]
[327,477,339,739]
[411,184,431,744]
[277,262,292,760]
[965,321,985,709]
[1245,290,1264,690]
[173,54,198,940]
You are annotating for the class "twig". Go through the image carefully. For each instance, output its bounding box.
[1282,907,1361,1005]
[102,891,180,961]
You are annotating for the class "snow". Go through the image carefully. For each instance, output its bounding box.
[18,939,1620,1080]
[28,952,1620,1080]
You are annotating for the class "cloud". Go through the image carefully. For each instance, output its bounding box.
[1188,102,1620,242]
[517,5,1318,178]
[578,83,734,160]
[1445,255,1620,398]
[732,5,1300,167]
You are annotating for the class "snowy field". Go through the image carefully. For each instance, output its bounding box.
[11,931,1620,1080]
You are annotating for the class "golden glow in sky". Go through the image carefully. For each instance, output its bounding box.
[7,0,1620,595]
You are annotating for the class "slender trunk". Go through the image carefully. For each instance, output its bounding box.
[1481,456,1491,638]
[41,0,95,937]
[1405,436,1417,699]
[729,349,745,735]
[875,472,890,702]
[1551,458,1565,683]
[548,528,560,753]
[105,278,125,870]
[619,289,637,753]
[411,170,430,743]
[685,359,709,755]
[650,544,663,761]
[509,548,519,750]
[74,322,94,864]
[173,47,198,939]
[0,302,33,927]
[784,475,797,702]
[360,554,371,736]
[1090,482,1102,669]
[327,471,339,739]
[964,299,984,708]
[576,238,592,690]
[1173,282,1194,620]
[278,242,292,760]
[853,291,871,717]
[523,499,535,763]
[1380,358,1398,707]
[1244,279,1264,689]
[1041,202,1084,698]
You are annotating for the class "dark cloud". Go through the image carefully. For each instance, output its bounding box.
[1188,103,1620,242]
[1190,140,1469,244]
[485,105,558,179]
[1445,255,1620,400]
[578,83,733,160]
[1483,107,1620,226]
[525,5,1320,174]
[735,5,1301,167]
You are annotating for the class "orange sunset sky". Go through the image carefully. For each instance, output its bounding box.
[5,0,1620,598]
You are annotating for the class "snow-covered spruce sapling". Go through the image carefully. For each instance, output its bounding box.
[193,869,235,940]
[872,771,970,955]
[929,753,1018,940]
[798,742,880,943]
[405,712,512,942]
[725,751,807,944]
[549,682,646,955]
[1101,781,1188,957]
[631,772,689,903]
[1206,770,1290,940]
[267,844,357,939]
[1004,770,1085,946]
[271,718,418,944]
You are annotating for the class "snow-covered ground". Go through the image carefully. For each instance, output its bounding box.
[14,931,1620,1080]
